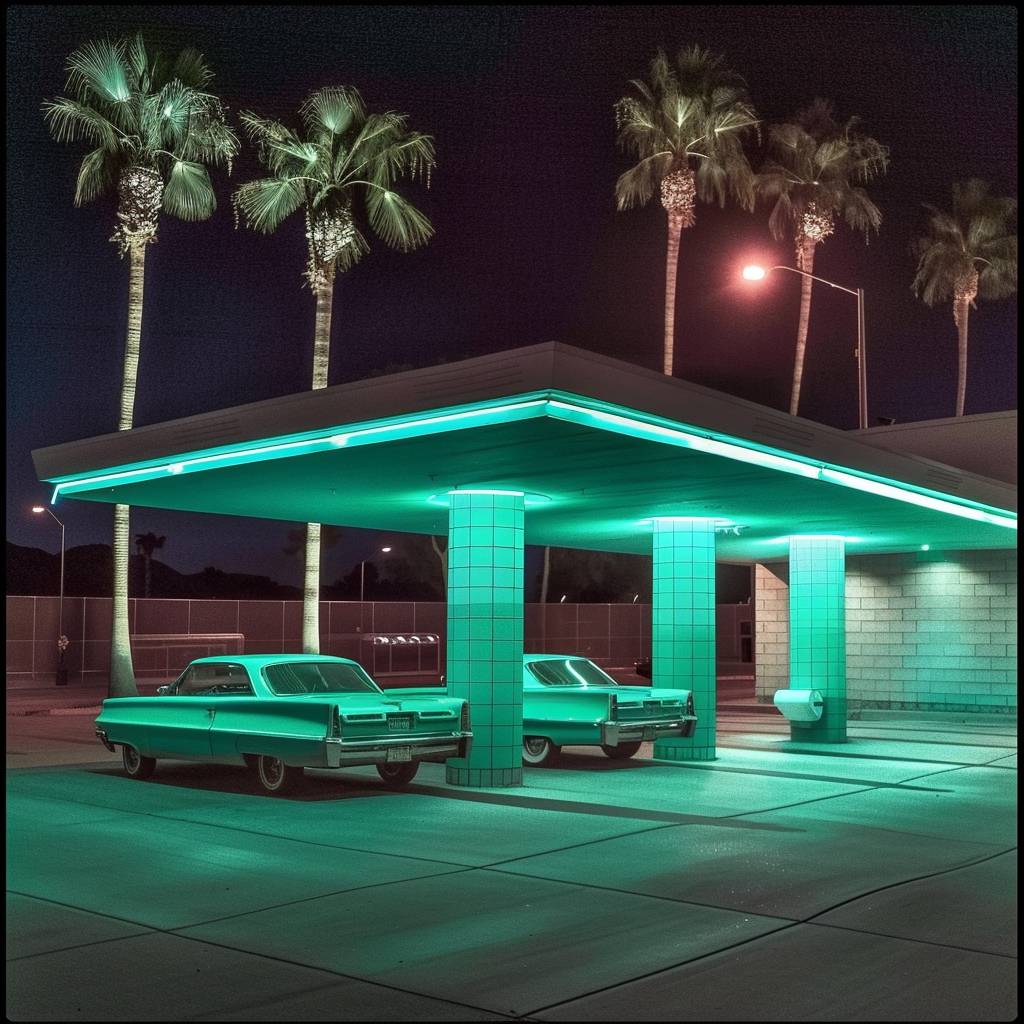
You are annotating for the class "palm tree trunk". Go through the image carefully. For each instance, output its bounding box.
[790,237,817,416]
[430,535,448,595]
[539,545,551,650]
[663,212,684,376]
[302,272,336,654]
[144,554,152,599]
[110,242,146,698]
[955,299,970,417]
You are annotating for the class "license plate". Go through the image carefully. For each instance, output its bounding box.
[642,727,656,741]
[388,715,413,731]
[386,746,412,763]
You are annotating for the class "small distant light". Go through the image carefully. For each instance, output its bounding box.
[168,464,184,474]
[381,546,392,553]
[32,506,45,513]
[742,265,767,281]
[560,594,567,603]
[329,434,350,446]
[921,544,930,551]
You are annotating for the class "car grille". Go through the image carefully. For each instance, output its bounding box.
[388,714,414,732]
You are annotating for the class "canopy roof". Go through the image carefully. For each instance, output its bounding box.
[33,343,1017,561]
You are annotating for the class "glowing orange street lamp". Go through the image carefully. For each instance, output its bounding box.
[743,264,868,429]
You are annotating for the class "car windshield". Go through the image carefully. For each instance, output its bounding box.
[263,661,382,696]
[528,658,618,688]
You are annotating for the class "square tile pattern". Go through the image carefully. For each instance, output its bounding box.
[651,519,717,761]
[789,535,847,742]
[445,492,525,787]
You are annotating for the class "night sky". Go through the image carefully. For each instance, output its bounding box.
[7,5,1018,586]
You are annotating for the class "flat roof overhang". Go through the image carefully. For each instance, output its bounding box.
[32,344,1017,561]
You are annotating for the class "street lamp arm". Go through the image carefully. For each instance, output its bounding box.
[765,265,859,297]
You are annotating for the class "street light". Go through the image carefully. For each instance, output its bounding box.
[361,546,393,603]
[742,264,868,429]
[32,505,66,685]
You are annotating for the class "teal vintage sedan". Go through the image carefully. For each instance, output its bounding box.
[393,654,697,768]
[95,655,471,794]
[520,654,696,766]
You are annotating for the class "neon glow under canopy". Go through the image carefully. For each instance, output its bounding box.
[32,343,1016,559]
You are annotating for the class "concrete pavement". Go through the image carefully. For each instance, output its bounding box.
[6,695,1017,1020]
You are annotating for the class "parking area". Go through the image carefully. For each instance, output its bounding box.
[6,700,1017,1021]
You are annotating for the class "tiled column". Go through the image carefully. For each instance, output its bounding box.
[445,490,524,787]
[651,518,717,762]
[789,535,847,742]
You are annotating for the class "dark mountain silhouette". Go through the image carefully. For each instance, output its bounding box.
[6,542,300,599]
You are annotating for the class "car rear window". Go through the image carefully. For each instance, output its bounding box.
[528,658,619,687]
[263,661,382,695]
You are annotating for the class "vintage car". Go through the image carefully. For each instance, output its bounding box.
[94,654,471,794]
[394,654,696,768]
[519,654,696,766]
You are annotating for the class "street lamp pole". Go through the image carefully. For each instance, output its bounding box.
[32,505,66,684]
[743,264,868,429]
[360,546,393,603]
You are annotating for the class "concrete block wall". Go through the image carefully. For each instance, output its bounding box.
[756,549,1017,714]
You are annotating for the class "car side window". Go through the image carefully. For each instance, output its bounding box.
[171,668,195,696]
[181,663,254,697]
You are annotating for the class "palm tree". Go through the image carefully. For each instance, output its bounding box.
[615,46,758,377]
[757,99,888,416]
[912,180,1017,417]
[134,532,166,598]
[44,34,238,697]
[234,86,435,654]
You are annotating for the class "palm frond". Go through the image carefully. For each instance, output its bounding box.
[614,152,672,210]
[169,48,213,89]
[125,32,150,90]
[74,146,117,204]
[162,159,216,220]
[42,97,118,148]
[65,38,130,103]
[300,86,365,135]
[234,176,306,233]
[365,187,434,251]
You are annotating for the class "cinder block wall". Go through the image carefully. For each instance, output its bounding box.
[755,549,1017,713]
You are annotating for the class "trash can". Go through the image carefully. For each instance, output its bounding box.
[773,688,825,723]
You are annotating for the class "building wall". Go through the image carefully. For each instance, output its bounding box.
[756,549,1018,713]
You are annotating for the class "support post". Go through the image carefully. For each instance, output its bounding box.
[445,490,525,787]
[788,535,847,742]
[650,518,717,762]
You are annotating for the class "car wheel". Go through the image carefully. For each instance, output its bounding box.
[376,761,420,789]
[522,736,560,767]
[600,741,642,759]
[680,720,697,738]
[254,755,301,795]
[122,745,156,780]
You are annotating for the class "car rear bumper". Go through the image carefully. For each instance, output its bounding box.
[95,727,116,753]
[324,732,472,767]
[602,718,696,746]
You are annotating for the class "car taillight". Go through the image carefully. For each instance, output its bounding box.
[609,693,618,721]
[333,706,342,737]
[461,702,470,732]
[686,693,694,716]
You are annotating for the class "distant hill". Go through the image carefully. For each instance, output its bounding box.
[5,542,300,599]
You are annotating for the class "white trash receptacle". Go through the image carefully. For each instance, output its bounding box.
[773,688,825,723]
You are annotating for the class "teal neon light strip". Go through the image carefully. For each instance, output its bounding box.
[546,400,823,480]
[50,398,550,498]
[46,392,1016,531]
[819,468,1016,530]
